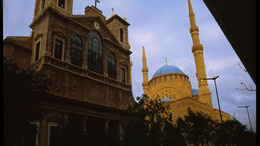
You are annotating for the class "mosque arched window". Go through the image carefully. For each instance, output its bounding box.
[88,31,103,74]
[176,118,186,129]
[108,52,116,79]
[71,35,83,67]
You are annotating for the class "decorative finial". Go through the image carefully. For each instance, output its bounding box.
[165,57,168,66]
[124,10,126,21]
[112,7,114,16]
[95,0,100,8]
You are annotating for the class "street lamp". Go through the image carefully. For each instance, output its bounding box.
[201,76,223,124]
[238,105,253,131]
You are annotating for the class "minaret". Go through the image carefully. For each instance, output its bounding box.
[142,46,149,95]
[188,0,213,108]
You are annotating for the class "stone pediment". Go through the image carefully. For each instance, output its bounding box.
[70,15,121,47]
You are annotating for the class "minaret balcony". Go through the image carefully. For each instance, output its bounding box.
[190,26,199,34]
[192,44,203,53]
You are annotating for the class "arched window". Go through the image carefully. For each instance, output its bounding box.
[120,28,124,42]
[108,52,116,79]
[58,0,65,9]
[88,31,103,74]
[71,35,83,67]
[176,118,186,129]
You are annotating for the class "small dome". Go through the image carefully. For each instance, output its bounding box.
[152,65,184,78]
[161,98,172,102]
[191,89,199,95]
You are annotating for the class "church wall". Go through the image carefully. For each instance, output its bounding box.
[31,12,50,64]
[4,1,136,145]
[3,41,32,69]
[106,19,118,41]
[106,16,130,50]
[41,63,134,110]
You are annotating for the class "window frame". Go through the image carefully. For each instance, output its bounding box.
[54,39,63,59]
[71,35,83,67]
[52,35,65,60]
[58,0,65,9]
[29,120,40,146]
[121,67,126,83]
[41,0,45,10]
[35,41,40,62]
[119,28,124,43]
[107,52,116,79]
[47,122,59,146]
[87,31,103,74]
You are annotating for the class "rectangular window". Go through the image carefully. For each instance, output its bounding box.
[54,39,63,59]
[121,68,126,83]
[35,41,40,61]
[41,0,45,10]
[29,121,40,146]
[48,122,59,146]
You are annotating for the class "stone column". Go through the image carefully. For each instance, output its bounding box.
[118,121,123,141]
[82,116,86,134]
[103,45,109,77]
[64,30,72,63]
[116,55,120,81]
[38,113,48,146]
[104,119,109,135]
[82,36,88,69]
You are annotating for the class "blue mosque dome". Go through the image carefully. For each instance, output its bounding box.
[152,65,184,78]
[161,98,172,102]
[191,89,199,95]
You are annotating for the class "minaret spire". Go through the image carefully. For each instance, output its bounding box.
[142,46,149,95]
[188,0,195,20]
[188,0,213,108]
[188,0,201,46]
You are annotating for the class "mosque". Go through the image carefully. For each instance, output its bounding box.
[142,0,231,123]
[3,0,231,144]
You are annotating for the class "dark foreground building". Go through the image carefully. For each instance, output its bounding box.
[3,0,136,145]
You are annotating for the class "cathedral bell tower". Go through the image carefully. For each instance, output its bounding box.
[33,0,73,21]
[188,0,213,108]
[106,13,130,50]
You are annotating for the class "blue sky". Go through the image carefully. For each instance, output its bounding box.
[3,0,256,132]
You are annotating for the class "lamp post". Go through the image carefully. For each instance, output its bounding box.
[238,105,253,131]
[201,76,223,124]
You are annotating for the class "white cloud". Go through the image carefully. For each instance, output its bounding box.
[199,22,225,44]
[206,56,239,75]
[231,93,255,103]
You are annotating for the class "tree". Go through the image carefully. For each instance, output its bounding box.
[236,63,255,91]
[182,108,256,146]
[4,57,52,146]
[214,118,256,146]
[183,108,216,146]
[122,95,186,146]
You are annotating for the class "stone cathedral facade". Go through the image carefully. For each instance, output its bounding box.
[3,0,136,145]
[141,0,231,124]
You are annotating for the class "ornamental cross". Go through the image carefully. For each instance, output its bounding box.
[95,0,100,8]
[112,8,114,13]
[165,57,168,66]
